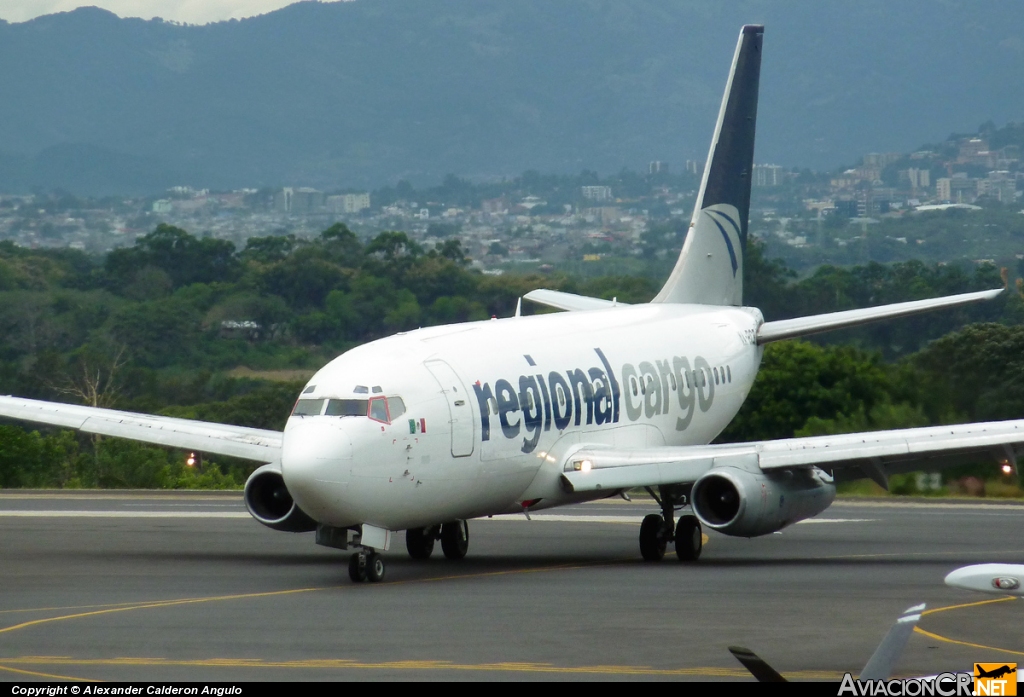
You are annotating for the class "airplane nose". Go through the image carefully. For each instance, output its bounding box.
[281,419,354,518]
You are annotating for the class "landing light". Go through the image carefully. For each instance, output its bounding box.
[186,453,196,467]
[1002,464,1014,475]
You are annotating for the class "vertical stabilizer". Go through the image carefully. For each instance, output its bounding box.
[653,25,763,306]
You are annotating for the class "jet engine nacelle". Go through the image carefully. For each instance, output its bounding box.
[244,463,318,532]
[691,466,835,537]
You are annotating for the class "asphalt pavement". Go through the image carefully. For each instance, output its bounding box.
[0,491,1021,681]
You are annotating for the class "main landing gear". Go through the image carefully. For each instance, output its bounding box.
[638,485,703,563]
[405,520,469,560]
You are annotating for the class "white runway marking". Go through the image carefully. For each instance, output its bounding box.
[796,518,875,524]
[0,511,251,518]
[484,514,875,524]
[0,511,879,523]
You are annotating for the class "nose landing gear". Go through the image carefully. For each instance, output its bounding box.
[638,485,703,563]
[348,551,386,582]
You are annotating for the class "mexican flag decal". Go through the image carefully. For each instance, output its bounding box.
[408,418,427,434]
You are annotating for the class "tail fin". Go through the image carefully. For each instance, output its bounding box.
[653,25,763,306]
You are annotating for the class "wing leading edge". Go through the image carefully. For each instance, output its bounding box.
[0,396,282,462]
[561,419,1024,493]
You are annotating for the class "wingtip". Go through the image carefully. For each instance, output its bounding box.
[741,24,764,34]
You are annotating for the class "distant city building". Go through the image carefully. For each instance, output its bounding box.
[480,197,509,214]
[581,186,612,202]
[753,164,784,187]
[152,200,172,214]
[832,199,859,218]
[685,159,703,175]
[648,161,668,175]
[862,152,901,169]
[275,187,324,214]
[518,196,547,210]
[908,167,930,190]
[936,174,978,203]
[326,193,370,214]
[958,138,995,167]
[977,171,1016,202]
[804,199,836,217]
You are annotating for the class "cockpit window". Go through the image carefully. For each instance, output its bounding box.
[302,385,316,394]
[372,385,383,393]
[292,398,325,416]
[368,396,390,424]
[354,385,369,394]
[325,399,368,416]
[387,396,406,419]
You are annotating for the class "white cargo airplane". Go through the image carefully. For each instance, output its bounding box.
[0,26,1020,583]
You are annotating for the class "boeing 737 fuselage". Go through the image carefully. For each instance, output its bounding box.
[278,302,767,531]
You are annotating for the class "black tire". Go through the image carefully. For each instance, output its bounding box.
[639,513,666,561]
[366,553,386,582]
[348,553,367,582]
[674,515,703,562]
[441,520,469,560]
[406,527,435,560]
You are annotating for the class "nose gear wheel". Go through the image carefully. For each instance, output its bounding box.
[348,551,386,582]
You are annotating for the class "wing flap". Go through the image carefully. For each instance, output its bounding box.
[0,396,282,462]
[560,445,742,492]
[523,289,627,312]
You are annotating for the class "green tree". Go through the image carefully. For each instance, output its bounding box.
[720,341,895,442]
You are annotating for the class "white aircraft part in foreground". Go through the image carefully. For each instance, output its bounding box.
[945,564,1024,596]
[0,25,1017,583]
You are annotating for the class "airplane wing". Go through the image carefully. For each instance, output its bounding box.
[0,396,282,462]
[523,289,628,312]
[561,419,1024,493]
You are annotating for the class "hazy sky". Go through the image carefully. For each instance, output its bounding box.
[0,1,340,24]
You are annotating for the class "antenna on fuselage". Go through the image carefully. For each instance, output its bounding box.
[514,297,522,318]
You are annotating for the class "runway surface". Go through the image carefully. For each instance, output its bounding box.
[0,491,1022,682]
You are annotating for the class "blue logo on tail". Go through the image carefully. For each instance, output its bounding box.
[704,209,741,277]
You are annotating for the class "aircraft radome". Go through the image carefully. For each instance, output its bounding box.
[0,25,1018,583]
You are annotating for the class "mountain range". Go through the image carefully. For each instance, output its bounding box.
[0,0,1022,195]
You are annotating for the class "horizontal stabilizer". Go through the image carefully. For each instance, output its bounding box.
[523,289,628,312]
[0,396,283,462]
[757,288,1003,344]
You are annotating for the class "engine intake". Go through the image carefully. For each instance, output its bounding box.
[691,466,835,537]
[244,464,318,532]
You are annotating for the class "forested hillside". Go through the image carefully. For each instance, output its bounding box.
[0,223,1021,493]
